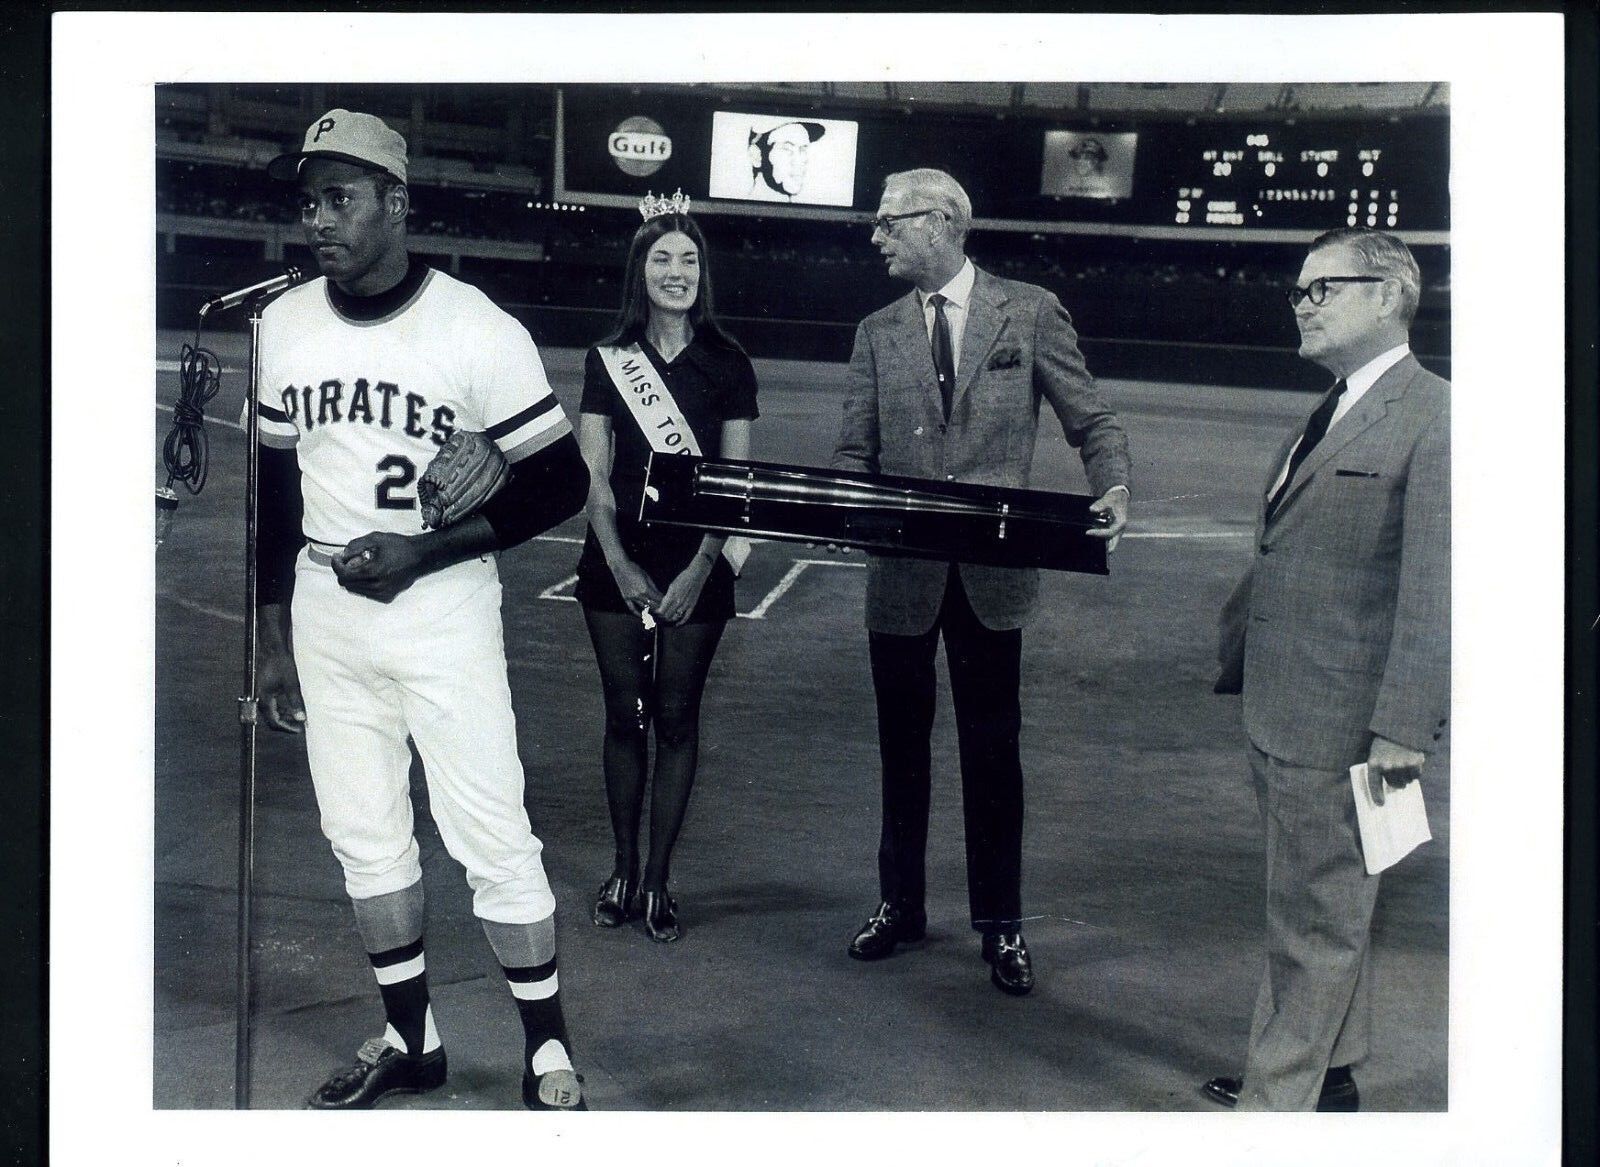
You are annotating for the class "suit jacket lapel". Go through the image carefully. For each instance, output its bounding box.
[884,291,944,421]
[1257,428,1302,534]
[1267,354,1421,523]
[954,268,1007,413]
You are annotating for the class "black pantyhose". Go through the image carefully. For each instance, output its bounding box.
[582,608,726,893]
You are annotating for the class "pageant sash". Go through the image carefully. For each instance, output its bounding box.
[596,343,751,574]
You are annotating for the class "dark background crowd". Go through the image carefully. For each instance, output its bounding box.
[156,82,1451,390]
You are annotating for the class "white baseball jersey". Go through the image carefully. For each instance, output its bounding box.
[255,268,571,547]
[254,263,569,924]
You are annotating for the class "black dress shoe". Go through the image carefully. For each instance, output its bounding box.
[640,889,680,943]
[1201,1066,1359,1111]
[848,901,927,961]
[306,1038,447,1109]
[980,931,1034,996]
[522,1067,588,1111]
[592,873,638,928]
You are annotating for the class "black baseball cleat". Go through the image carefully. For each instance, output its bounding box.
[307,1038,447,1109]
[522,1068,587,1111]
[1201,1066,1359,1111]
[980,931,1034,996]
[848,901,927,961]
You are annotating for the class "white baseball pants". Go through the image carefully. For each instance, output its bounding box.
[290,549,556,923]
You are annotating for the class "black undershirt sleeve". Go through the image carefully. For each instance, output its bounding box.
[256,444,304,606]
[477,431,591,551]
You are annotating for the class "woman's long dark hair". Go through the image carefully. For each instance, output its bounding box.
[597,212,745,353]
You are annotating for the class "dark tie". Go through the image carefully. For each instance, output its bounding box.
[929,293,955,421]
[1265,379,1347,521]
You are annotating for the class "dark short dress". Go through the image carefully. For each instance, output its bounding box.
[575,335,760,624]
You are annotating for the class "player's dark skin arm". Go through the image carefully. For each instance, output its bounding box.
[257,444,307,732]
[256,602,305,733]
[334,432,590,604]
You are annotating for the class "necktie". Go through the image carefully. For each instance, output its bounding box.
[929,293,955,421]
[1265,379,1347,520]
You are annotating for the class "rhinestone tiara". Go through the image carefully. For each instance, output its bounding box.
[639,188,691,221]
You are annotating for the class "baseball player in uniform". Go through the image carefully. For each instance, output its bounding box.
[252,109,592,1110]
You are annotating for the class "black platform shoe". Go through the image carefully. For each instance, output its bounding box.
[591,874,638,928]
[306,1038,447,1109]
[522,1067,588,1111]
[640,889,681,943]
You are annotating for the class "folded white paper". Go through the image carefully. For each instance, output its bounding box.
[1349,763,1432,875]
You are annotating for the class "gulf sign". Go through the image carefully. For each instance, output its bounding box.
[609,116,672,177]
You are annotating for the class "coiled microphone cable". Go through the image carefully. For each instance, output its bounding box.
[157,324,223,545]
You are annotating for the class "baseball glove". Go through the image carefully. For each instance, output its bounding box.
[416,430,510,529]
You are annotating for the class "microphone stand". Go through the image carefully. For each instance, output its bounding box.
[233,299,265,1110]
[189,271,299,1110]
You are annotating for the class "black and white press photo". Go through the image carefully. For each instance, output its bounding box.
[47,10,1568,1167]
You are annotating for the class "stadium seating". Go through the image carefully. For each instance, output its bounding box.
[156,83,1449,387]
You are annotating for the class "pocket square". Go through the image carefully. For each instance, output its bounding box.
[985,346,1022,371]
[1334,468,1381,478]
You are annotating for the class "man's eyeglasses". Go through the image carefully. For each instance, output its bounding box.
[871,208,944,235]
[1287,275,1384,308]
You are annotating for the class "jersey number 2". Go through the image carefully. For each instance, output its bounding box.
[375,455,417,510]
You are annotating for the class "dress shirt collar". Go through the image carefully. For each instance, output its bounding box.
[918,258,975,313]
[1343,343,1411,401]
[1328,343,1410,429]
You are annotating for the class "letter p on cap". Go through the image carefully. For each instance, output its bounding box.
[313,117,337,142]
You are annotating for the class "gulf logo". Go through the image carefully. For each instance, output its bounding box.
[609,116,672,176]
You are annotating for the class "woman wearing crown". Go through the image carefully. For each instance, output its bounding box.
[573,191,760,943]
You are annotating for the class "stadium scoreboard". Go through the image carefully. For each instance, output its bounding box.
[1157,121,1443,232]
[558,87,1448,238]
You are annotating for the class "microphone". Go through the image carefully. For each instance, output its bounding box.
[199,266,306,316]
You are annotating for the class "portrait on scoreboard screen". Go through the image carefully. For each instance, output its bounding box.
[707,111,859,206]
[1041,130,1138,200]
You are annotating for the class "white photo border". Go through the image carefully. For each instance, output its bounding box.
[51,11,1566,1167]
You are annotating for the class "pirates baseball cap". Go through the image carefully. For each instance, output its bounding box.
[268,109,408,184]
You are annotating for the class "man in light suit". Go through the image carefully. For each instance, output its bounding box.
[832,169,1130,995]
[1204,227,1449,1110]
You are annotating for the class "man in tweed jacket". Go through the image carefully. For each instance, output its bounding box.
[1205,228,1450,1111]
[832,169,1130,995]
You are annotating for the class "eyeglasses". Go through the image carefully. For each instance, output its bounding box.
[1287,275,1384,308]
[871,208,943,235]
